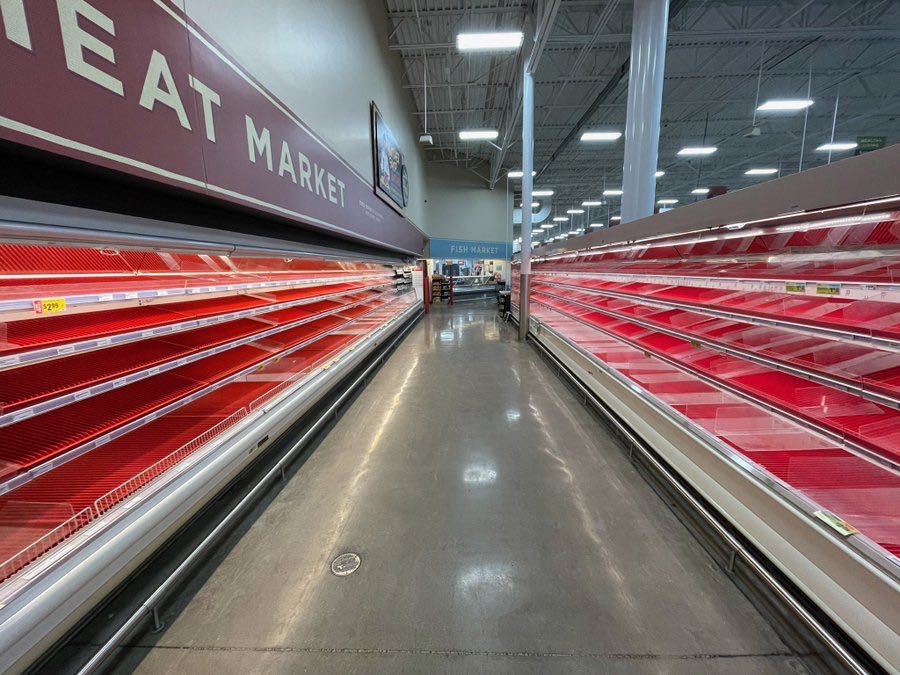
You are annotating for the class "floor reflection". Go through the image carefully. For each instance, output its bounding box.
[424,300,508,349]
[456,563,515,598]
[462,462,498,485]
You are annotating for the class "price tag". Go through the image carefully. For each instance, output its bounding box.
[816,283,841,296]
[815,510,859,536]
[33,298,67,315]
[785,282,805,294]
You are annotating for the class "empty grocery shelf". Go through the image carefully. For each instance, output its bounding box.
[528,300,900,560]
[520,209,900,565]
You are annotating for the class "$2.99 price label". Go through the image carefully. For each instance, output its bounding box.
[33,298,67,315]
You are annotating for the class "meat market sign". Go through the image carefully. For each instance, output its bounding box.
[0,0,425,255]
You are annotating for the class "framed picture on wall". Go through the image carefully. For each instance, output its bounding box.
[371,102,408,212]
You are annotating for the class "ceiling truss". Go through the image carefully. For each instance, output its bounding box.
[384,0,900,236]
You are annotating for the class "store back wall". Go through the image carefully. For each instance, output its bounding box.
[425,164,513,254]
[180,0,428,232]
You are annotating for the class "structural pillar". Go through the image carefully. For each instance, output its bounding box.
[518,66,534,341]
[621,0,670,224]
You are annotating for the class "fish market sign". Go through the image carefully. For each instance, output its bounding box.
[0,0,425,255]
[430,238,511,259]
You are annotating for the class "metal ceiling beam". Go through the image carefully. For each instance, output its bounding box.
[387,4,529,19]
[534,0,737,183]
[537,0,621,128]
[487,0,563,189]
[388,0,899,208]
[410,87,900,116]
[385,0,870,21]
[401,66,900,91]
[389,25,895,52]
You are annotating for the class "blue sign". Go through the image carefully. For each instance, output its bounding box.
[429,238,511,260]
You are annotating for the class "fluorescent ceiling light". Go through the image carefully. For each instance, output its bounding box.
[745,168,778,176]
[566,209,585,214]
[540,223,555,229]
[691,188,710,195]
[580,131,622,142]
[520,202,539,208]
[582,200,603,207]
[457,31,524,52]
[757,99,813,112]
[507,170,536,178]
[655,170,665,178]
[590,223,605,228]
[602,189,623,196]
[553,216,569,222]
[658,198,679,205]
[533,189,554,196]
[459,129,498,140]
[610,216,621,221]
[816,142,857,152]
[678,146,717,156]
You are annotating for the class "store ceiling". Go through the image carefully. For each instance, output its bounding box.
[384,0,900,226]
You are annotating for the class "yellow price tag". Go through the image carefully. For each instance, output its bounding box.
[33,298,67,315]
[814,510,859,537]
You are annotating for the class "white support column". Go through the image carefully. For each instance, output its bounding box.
[621,0,670,224]
[518,66,535,341]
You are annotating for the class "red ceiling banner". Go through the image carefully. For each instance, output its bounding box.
[0,0,426,255]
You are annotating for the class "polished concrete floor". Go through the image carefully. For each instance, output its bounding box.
[116,302,806,674]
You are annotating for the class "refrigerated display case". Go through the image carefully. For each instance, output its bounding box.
[450,274,501,300]
[0,223,422,671]
[513,198,900,671]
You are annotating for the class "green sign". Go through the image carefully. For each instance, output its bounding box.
[856,136,886,154]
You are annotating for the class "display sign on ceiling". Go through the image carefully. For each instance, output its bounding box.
[0,0,426,255]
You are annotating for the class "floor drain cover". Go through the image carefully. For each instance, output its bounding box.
[331,552,361,577]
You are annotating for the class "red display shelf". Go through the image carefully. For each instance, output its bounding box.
[534,277,900,345]
[0,280,386,362]
[0,243,389,278]
[0,244,393,327]
[529,302,900,561]
[0,299,396,481]
[539,210,900,267]
[0,291,416,581]
[522,208,900,564]
[532,291,900,464]
[531,284,900,403]
[538,256,900,286]
[0,238,416,583]
[0,289,387,417]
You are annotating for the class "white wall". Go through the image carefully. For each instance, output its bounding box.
[425,164,512,242]
[182,0,428,231]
